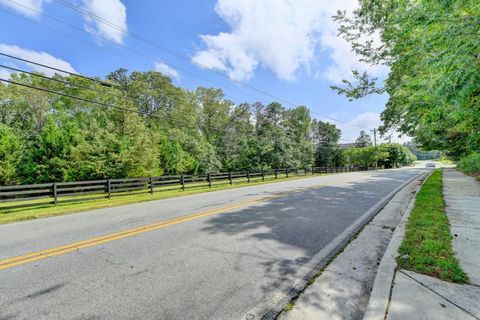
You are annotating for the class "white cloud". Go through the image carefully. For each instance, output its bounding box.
[321,16,388,84]
[0,67,12,80]
[82,0,127,44]
[349,111,381,129]
[192,0,385,83]
[0,0,49,17]
[154,62,180,80]
[0,44,77,76]
[329,112,410,144]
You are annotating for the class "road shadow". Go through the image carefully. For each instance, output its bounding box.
[199,170,422,315]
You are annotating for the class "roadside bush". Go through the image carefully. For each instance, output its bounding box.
[458,153,480,176]
[343,146,387,168]
[438,155,454,165]
[343,143,416,168]
[0,124,24,185]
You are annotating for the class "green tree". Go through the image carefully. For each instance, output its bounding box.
[255,102,292,168]
[284,106,315,167]
[21,119,78,183]
[355,130,372,147]
[312,120,342,167]
[332,0,480,159]
[0,68,347,184]
[377,143,416,168]
[0,124,23,185]
[344,146,387,168]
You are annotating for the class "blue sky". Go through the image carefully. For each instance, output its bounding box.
[0,0,403,143]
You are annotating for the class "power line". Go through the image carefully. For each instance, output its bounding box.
[0,8,130,85]
[0,76,357,143]
[2,0,262,101]
[0,53,113,87]
[49,0,369,130]
[1,77,154,117]
[0,62,248,132]
[52,0,300,106]
[0,75,252,134]
[0,76,258,135]
[0,57,283,134]
[2,0,369,130]
[0,77,212,131]
[0,62,192,116]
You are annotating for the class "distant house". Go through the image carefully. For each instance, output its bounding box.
[340,143,356,150]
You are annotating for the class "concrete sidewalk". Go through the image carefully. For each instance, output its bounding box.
[366,169,480,320]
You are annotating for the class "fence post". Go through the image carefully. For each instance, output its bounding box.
[247,170,250,183]
[207,173,212,188]
[149,177,154,195]
[261,168,265,181]
[107,179,112,199]
[52,183,57,205]
[275,168,278,179]
[228,171,233,185]
[181,174,185,191]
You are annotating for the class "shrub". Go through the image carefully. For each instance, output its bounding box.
[458,153,480,176]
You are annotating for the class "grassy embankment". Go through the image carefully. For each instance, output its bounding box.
[458,153,480,178]
[0,173,322,224]
[397,169,468,283]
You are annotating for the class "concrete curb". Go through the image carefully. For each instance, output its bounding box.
[242,170,427,320]
[363,171,431,320]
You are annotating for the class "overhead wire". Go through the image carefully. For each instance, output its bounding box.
[5,0,369,130]
[0,75,272,137]
[0,61,198,116]
[0,75,357,143]
[2,0,264,101]
[0,57,282,135]
[1,0,370,133]
[52,0,370,129]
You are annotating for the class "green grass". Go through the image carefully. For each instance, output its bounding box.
[458,153,480,177]
[285,302,295,311]
[397,169,468,283]
[0,174,320,224]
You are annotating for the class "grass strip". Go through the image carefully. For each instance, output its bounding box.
[397,169,468,283]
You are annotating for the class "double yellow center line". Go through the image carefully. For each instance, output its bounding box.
[0,194,287,271]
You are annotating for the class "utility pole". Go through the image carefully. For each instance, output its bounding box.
[370,128,377,146]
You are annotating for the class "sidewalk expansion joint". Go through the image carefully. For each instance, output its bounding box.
[397,269,480,320]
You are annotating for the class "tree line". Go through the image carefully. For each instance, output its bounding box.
[0,69,415,185]
[332,0,479,161]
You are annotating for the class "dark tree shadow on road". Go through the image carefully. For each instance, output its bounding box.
[199,170,422,317]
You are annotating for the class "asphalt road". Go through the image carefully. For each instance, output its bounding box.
[0,168,425,320]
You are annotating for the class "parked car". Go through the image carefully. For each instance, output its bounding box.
[426,163,436,168]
